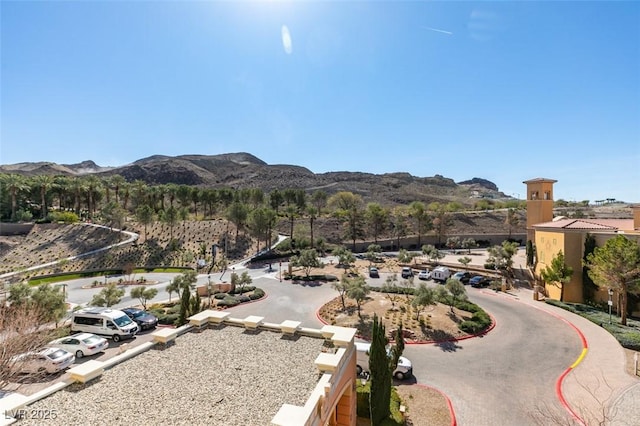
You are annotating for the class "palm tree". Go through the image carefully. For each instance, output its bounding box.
[1,174,29,221]
[131,180,148,209]
[109,175,127,204]
[83,175,102,219]
[33,174,54,219]
[69,177,87,216]
[120,181,131,210]
[53,175,71,210]
[284,204,299,246]
[190,187,201,218]
[306,205,319,249]
[166,183,179,208]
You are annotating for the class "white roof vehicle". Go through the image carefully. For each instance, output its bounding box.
[7,347,75,374]
[355,341,413,380]
[417,269,431,280]
[47,333,109,358]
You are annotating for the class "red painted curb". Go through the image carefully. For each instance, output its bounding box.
[526,303,588,426]
[415,383,457,426]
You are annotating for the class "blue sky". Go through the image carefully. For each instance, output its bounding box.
[2,1,639,203]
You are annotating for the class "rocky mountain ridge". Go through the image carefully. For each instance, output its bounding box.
[0,152,507,205]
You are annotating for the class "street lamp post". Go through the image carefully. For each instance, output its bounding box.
[608,289,614,324]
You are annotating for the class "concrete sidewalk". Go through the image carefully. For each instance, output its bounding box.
[493,287,639,425]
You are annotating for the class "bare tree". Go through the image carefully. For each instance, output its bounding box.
[1,304,59,390]
[530,372,619,426]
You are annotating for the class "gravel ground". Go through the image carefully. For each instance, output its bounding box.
[19,326,324,426]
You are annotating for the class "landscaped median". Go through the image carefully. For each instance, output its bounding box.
[317,286,493,343]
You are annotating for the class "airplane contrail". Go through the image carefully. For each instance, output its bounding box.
[423,26,453,35]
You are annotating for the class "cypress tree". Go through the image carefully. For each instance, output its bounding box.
[369,314,391,425]
[178,284,191,326]
[582,233,598,302]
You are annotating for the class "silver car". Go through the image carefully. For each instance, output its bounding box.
[47,333,109,358]
[7,347,75,374]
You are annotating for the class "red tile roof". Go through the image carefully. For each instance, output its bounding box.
[533,218,634,231]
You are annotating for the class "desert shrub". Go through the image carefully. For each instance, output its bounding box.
[216,296,239,307]
[214,293,227,300]
[249,288,265,300]
[157,313,179,325]
[236,295,250,303]
[48,211,79,223]
[455,301,480,313]
[460,311,491,333]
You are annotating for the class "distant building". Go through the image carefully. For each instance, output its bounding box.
[524,178,640,314]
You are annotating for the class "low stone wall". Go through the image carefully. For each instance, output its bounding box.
[351,233,526,252]
[0,222,35,236]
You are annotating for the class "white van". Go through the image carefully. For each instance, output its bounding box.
[431,266,451,283]
[71,307,139,342]
[355,342,413,380]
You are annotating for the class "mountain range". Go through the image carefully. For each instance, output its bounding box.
[0,153,507,206]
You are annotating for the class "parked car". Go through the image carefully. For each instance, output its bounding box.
[369,267,379,278]
[47,333,109,358]
[122,308,159,331]
[6,348,75,374]
[451,271,472,284]
[417,269,431,280]
[470,275,492,288]
[401,267,413,279]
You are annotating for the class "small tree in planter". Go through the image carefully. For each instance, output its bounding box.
[130,286,159,310]
[290,249,324,279]
[90,283,125,307]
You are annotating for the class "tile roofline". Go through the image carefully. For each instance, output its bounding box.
[522,178,558,184]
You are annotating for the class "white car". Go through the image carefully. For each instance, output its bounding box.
[7,347,75,374]
[47,333,109,358]
[417,269,431,280]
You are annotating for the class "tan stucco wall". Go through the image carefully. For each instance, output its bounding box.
[535,230,565,300]
[562,232,584,303]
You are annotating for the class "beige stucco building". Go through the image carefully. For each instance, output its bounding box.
[524,178,640,310]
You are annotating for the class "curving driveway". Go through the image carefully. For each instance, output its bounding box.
[58,262,595,425]
[404,288,581,425]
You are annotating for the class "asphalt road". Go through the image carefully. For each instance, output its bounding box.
[58,263,582,425]
[403,287,581,425]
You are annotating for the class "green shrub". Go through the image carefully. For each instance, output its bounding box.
[455,301,480,313]
[214,293,227,300]
[237,295,250,303]
[157,313,179,325]
[168,304,181,314]
[460,320,483,333]
[217,296,239,307]
[249,288,265,300]
[356,381,403,425]
[545,300,640,350]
